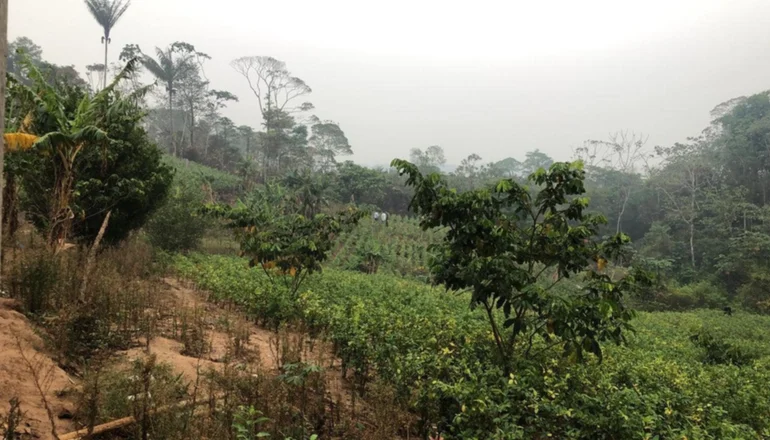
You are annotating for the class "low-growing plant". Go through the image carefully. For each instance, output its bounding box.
[690,327,759,366]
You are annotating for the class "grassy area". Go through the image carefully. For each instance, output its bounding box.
[174,253,770,439]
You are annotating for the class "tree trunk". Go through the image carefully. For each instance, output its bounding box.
[49,169,75,253]
[689,171,696,268]
[616,187,630,234]
[80,210,111,302]
[689,222,695,268]
[3,173,18,240]
[168,87,175,156]
[189,101,194,154]
[103,36,109,89]
[0,0,8,277]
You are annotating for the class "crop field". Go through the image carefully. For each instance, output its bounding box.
[175,253,770,439]
[328,215,443,280]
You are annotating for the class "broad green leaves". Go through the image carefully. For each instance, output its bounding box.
[392,158,649,368]
[205,184,363,294]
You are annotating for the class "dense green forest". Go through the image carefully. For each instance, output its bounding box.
[3,1,770,439]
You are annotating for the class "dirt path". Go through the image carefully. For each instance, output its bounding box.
[0,298,76,439]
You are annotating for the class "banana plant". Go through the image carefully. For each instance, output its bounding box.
[9,56,144,251]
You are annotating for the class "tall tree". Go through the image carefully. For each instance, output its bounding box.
[409,145,446,173]
[577,131,648,233]
[521,149,553,175]
[7,36,42,79]
[175,67,209,155]
[237,125,256,158]
[652,138,716,269]
[201,89,238,157]
[307,118,352,172]
[141,42,201,156]
[84,0,131,89]
[231,56,313,176]
[715,93,770,205]
[230,56,313,127]
[454,153,483,188]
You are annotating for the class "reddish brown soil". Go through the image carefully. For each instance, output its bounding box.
[0,298,76,439]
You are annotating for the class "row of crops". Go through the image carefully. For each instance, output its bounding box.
[328,215,443,279]
[174,253,770,439]
[163,155,243,198]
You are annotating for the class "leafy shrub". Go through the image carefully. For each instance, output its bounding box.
[690,327,759,366]
[145,183,211,252]
[14,82,173,245]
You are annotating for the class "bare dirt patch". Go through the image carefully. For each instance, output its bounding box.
[0,298,77,439]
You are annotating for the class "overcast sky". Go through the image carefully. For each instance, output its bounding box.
[9,0,770,167]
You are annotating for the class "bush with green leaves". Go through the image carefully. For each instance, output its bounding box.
[392,158,650,369]
[145,182,212,252]
[204,183,363,296]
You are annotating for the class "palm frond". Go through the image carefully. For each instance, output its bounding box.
[86,56,142,122]
[32,131,70,150]
[18,56,68,127]
[106,56,141,88]
[84,0,131,37]
[72,126,109,145]
[141,53,171,83]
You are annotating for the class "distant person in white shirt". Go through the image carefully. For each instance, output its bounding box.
[373,211,380,221]
[381,212,388,226]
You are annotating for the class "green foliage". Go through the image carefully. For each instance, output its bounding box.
[690,327,760,366]
[204,184,363,295]
[392,158,648,368]
[233,406,271,440]
[145,183,211,252]
[332,160,387,205]
[175,254,770,438]
[674,281,729,309]
[10,56,172,246]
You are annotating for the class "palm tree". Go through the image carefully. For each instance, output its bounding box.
[84,0,131,89]
[142,45,196,156]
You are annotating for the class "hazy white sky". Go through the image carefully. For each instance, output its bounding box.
[9,0,770,166]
